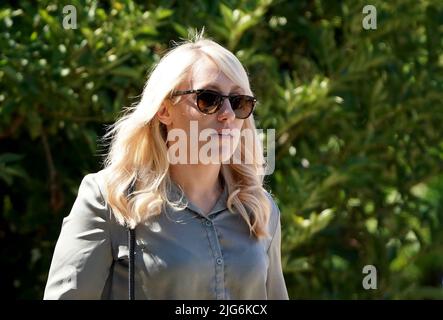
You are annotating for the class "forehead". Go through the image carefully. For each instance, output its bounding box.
[187,57,243,92]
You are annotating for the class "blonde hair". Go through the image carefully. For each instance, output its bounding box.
[100,28,272,239]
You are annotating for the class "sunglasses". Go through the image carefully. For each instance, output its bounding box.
[170,89,257,119]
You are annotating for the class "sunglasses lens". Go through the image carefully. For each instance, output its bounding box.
[196,91,256,118]
[197,91,221,114]
[230,96,255,119]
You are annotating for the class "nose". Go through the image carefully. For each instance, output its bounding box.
[217,98,236,122]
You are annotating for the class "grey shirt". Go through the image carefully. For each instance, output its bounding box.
[43,170,289,300]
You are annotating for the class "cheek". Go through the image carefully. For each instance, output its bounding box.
[171,106,203,130]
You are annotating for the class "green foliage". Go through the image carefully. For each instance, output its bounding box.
[1,0,442,299]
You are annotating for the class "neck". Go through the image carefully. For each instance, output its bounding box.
[169,163,223,199]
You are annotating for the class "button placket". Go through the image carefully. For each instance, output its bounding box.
[203,219,225,300]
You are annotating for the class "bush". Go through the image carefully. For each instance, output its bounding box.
[1,0,442,299]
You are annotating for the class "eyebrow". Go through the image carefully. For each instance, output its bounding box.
[200,83,244,93]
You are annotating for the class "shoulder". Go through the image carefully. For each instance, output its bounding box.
[70,169,110,220]
[78,169,109,200]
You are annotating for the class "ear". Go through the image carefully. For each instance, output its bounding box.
[156,100,173,126]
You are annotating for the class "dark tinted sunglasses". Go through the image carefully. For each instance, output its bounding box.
[170,89,257,119]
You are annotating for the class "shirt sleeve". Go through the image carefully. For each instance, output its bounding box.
[43,173,113,299]
[266,200,290,300]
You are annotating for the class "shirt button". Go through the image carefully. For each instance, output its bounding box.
[216,258,223,265]
[205,220,212,226]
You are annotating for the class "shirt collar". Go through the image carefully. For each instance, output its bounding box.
[167,179,229,218]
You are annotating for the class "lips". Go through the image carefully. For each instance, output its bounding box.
[211,133,232,139]
[215,128,234,136]
[213,133,233,139]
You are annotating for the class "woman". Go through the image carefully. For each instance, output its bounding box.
[44,30,289,300]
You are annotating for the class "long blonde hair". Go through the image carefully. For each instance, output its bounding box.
[100,29,272,239]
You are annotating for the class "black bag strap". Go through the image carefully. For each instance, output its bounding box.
[128,227,136,300]
[126,178,136,300]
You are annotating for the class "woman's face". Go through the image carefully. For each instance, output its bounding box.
[158,57,248,164]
